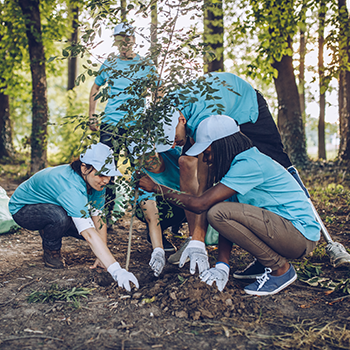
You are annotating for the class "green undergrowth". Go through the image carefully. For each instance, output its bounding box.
[27,284,94,308]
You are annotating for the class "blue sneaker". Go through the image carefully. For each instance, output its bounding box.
[244,264,297,296]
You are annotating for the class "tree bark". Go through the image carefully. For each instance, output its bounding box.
[150,0,158,67]
[18,0,48,173]
[318,0,326,160]
[338,0,350,164]
[0,87,15,159]
[272,49,308,167]
[121,0,127,22]
[67,3,79,91]
[299,29,306,119]
[203,0,224,73]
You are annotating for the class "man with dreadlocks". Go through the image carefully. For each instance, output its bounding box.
[164,71,293,269]
[138,115,320,296]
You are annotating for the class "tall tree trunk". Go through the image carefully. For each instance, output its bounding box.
[272,47,308,167]
[318,0,326,160]
[203,0,224,73]
[67,2,79,91]
[150,0,158,66]
[299,29,306,119]
[0,87,15,159]
[18,0,48,173]
[121,0,127,22]
[338,0,350,164]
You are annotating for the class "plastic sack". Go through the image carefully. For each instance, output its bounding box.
[0,186,18,234]
[205,224,219,246]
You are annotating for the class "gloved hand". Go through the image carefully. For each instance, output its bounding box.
[149,247,166,277]
[179,240,209,275]
[200,262,229,292]
[107,262,139,292]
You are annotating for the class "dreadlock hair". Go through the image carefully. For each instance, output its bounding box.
[208,131,253,187]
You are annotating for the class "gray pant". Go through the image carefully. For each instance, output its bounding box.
[207,202,317,270]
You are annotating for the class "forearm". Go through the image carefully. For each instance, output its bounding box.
[89,84,100,120]
[153,184,208,214]
[92,216,107,245]
[81,228,115,268]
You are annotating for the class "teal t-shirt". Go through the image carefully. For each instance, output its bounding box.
[95,54,155,125]
[178,72,259,140]
[139,147,181,203]
[220,148,320,241]
[9,165,105,218]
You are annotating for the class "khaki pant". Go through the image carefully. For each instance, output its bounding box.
[207,202,317,271]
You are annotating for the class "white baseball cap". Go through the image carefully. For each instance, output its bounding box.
[186,115,240,156]
[80,143,122,176]
[155,110,180,153]
[113,23,134,36]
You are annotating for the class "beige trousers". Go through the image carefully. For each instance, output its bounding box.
[207,202,317,271]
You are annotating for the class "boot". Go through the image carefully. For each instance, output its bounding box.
[43,249,66,269]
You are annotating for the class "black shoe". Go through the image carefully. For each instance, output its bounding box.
[146,232,176,253]
[233,259,265,279]
[43,249,66,269]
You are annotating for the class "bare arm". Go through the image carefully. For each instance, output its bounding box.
[138,174,236,214]
[89,83,101,131]
[80,225,115,270]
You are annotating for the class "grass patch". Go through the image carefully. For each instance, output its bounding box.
[27,284,94,308]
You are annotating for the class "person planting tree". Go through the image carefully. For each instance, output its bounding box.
[9,143,139,292]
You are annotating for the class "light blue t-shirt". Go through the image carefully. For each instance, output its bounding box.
[220,147,320,242]
[9,165,105,218]
[139,147,181,203]
[95,54,155,125]
[178,72,259,140]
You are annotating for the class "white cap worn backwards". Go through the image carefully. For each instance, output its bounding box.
[80,143,122,176]
[186,115,240,157]
[113,23,134,36]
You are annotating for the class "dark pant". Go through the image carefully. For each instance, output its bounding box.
[136,199,186,233]
[240,91,292,168]
[12,204,83,251]
[207,202,317,270]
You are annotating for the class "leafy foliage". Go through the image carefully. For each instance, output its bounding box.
[27,284,94,307]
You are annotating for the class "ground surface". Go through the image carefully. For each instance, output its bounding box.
[0,164,350,350]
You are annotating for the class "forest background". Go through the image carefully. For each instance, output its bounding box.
[1,0,350,174]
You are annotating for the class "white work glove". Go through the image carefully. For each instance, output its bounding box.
[179,240,210,275]
[200,262,229,292]
[149,247,166,277]
[107,262,139,292]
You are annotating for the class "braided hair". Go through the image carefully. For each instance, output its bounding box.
[208,131,253,186]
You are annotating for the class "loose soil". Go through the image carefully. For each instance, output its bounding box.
[1,164,350,350]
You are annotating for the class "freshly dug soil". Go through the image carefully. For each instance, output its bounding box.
[1,166,350,350]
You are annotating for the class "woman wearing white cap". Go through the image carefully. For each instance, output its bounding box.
[138,115,320,296]
[9,143,138,292]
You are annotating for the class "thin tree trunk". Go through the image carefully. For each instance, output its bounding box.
[0,87,15,159]
[150,0,158,66]
[338,0,350,164]
[299,29,306,119]
[318,0,326,160]
[203,0,224,73]
[67,3,79,91]
[121,0,127,22]
[18,0,48,173]
[272,48,308,167]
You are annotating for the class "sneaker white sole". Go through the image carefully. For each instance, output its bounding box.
[244,274,297,296]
